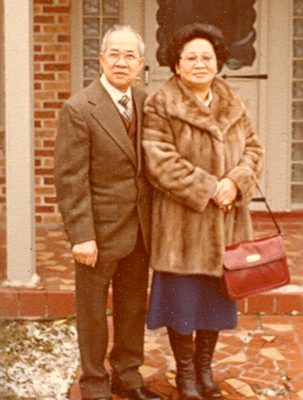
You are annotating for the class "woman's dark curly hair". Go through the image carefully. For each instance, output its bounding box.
[166,23,229,74]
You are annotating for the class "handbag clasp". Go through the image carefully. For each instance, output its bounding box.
[246,253,261,263]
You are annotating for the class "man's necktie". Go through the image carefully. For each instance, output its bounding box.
[118,95,132,125]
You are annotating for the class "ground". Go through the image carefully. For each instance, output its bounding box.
[1,314,303,400]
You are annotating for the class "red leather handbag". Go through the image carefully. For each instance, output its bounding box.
[223,188,290,300]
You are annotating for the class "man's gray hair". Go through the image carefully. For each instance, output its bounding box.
[101,25,145,56]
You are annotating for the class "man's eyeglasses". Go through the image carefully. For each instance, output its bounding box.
[180,53,216,66]
[106,52,140,64]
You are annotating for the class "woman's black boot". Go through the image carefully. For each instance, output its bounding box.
[167,328,201,400]
[194,330,224,399]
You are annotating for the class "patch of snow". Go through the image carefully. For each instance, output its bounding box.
[0,319,79,400]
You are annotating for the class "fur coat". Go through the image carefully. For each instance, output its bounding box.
[143,75,264,277]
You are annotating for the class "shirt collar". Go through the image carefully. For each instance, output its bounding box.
[100,74,132,105]
[203,90,213,108]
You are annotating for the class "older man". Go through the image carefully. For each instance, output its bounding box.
[55,25,160,400]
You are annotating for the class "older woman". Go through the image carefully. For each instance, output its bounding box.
[143,23,264,400]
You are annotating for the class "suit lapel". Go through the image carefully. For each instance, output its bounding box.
[87,79,137,167]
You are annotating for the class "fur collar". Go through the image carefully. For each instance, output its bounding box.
[160,75,246,141]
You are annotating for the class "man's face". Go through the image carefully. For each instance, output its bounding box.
[99,30,144,92]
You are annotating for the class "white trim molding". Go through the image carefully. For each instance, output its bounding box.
[4,0,37,285]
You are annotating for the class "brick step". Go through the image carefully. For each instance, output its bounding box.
[1,284,303,319]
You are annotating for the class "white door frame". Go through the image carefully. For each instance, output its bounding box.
[264,0,292,211]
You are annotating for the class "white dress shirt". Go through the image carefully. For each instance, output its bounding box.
[100,74,133,115]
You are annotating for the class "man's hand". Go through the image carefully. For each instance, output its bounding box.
[212,177,238,211]
[72,240,98,268]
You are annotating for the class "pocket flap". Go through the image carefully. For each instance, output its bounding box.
[223,235,286,271]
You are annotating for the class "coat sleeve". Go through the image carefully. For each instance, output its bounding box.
[143,95,218,212]
[225,111,264,205]
[54,101,96,246]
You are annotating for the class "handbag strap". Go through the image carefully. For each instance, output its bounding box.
[252,184,282,235]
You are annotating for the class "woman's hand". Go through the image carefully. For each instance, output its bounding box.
[212,177,238,211]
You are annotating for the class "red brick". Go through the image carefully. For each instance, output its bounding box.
[0,289,19,318]
[43,6,69,13]
[35,215,42,223]
[44,43,69,52]
[246,294,275,314]
[43,140,55,147]
[43,24,69,33]
[44,63,70,71]
[35,149,54,157]
[34,54,56,61]
[44,177,55,185]
[34,33,57,43]
[253,210,303,222]
[34,73,55,81]
[45,196,57,203]
[58,34,70,42]
[44,82,70,90]
[34,0,54,4]
[43,120,58,128]
[47,291,75,318]
[58,91,70,99]
[35,205,55,213]
[57,72,70,81]
[36,187,55,195]
[35,129,56,138]
[35,168,54,175]
[43,101,64,108]
[276,294,303,314]
[58,14,69,23]
[19,290,47,317]
[34,15,55,23]
[34,111,55,119]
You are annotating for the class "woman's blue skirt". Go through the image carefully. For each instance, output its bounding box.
[147,271,237,335]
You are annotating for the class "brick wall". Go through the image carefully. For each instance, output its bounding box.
[0,0,4,224]
[0,129,4,225]
[33,0,71,224]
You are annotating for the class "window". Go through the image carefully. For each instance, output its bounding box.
[72,0,122,91]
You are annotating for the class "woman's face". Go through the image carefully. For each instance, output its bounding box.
[175,38,218,92]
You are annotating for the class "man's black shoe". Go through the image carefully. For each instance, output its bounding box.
[112,386,162,400]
